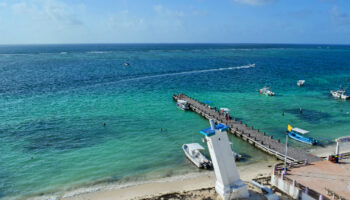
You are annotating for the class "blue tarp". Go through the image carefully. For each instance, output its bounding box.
[200,124,229,137]
[204,100,212,104]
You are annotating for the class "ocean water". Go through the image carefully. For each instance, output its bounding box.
[1,44,350,199]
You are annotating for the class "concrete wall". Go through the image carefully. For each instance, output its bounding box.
[271,174,300,199]
[271,174,317,200]
[301,193,315,200]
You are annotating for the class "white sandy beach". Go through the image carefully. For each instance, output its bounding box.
[61,142,350,200]
[61,160,277,200]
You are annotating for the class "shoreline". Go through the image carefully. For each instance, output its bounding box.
[23,143,349,200]
[60,160,276,200]
[307,142,350,157]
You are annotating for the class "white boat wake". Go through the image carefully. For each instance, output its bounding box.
[115,64,255,84]
[54,64,255,94]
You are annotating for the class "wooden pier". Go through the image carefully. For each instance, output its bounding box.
[173,94,321,163]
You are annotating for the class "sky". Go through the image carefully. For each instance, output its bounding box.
[0,0,349,44]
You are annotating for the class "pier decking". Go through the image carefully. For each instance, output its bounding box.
[173,94,321,163]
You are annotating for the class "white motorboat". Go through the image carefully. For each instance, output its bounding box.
[182,143,212,169]
[330,89,350,100]
[297,80,305,87]
[220,107,230,115]
[177,99,190,110]
[259,87,275,96]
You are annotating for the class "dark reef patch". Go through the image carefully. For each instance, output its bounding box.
[284,108,331,124]
[1,116,124,153]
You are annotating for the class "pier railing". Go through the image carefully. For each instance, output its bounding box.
[173,93,321,163]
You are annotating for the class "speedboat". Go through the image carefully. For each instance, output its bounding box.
[176,99,190,110]
[259,87,275,96]
[182,143,212,169]
[297,80,305,87]
[330,89,349,100]
[287,125,318,145]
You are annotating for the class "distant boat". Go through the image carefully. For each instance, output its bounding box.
[220,107,230,115]
[297,80,305,87]
[124,62,130,66]
[287,125,318,145]
[182,143,212,169]
[330,89,349,100]
[176,99,190,110]
[259,86,275,96]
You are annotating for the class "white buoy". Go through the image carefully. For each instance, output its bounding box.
[201,119,249,199]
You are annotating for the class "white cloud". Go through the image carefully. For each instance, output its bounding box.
[12,0,83,26]
[331,6,350,26]
[108,10,146,31]
[153,4,185,17]
[234,0,274,6]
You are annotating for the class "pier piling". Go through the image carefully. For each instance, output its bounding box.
[173,94,320,163]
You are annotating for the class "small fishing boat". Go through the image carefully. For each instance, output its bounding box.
[287,125,318,145]
[182,143,212,169]
[124,62,130,66]
[220,107,230,115]
[297,80,305,87]
[176,100,190,110]
[330,89,350,100]
[259,87,275,96]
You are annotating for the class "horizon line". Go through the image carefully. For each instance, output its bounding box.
[0,42,350,46]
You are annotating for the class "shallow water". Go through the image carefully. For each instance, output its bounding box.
[0,44,350,199]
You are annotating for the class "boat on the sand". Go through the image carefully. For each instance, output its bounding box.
[182,143,212,169]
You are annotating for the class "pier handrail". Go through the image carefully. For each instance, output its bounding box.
[173,93,321,163]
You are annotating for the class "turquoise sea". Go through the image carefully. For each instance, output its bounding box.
[1,44,350,199]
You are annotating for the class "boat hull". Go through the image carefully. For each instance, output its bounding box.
[330,90,350,100]
[182,145,212,169]
[288,132,317,145]
[177,103,189,110]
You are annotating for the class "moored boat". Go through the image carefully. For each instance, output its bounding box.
[176,99,190,110]
[182,143,212,169]
[297,80,305,87]
[330,89,350,100]
[287,125,318,145]
[259,86,275,96]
